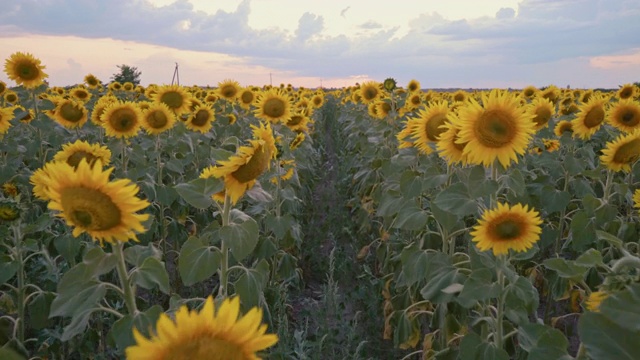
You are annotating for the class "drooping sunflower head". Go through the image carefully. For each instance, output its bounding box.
[217,79,242,102]
[44,160,150,245]
[528,97,555,130]
[359,81,382,104]
[471,202,543,256]
[126,296,278,360]
[607,98,640,133]
[141,102,176,135]
[616,83,637,100]
[50,98,88,129]
[69,86,92,103]
[456,89,536,168]
[600,130,640,172]
[152,84,193,115]
[186,105,215,133]
[407,79,421,93]
[571,95,608,140]
[84,73,101,89]
[53,140,112,168]
[101,101,142,138]
[254,88,292,123]
[3,52,48,89]
[374,100,393,120]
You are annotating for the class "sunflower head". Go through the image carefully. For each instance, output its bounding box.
[617,84,636,100]
[407,79,421,93]
[186,105,215,133]
[141,102,176,135]
[4,52,48,89]
[290,132,306,150]
[53,139,112,168]
[43,160,150,245]
[600,130,640,172]
[0,201,20,222]
[238,88,256,109]
[70,86,92,103]
[554,120,573,136]
[359,81,382,104]
[521,85,538,99]
[0,107,14,134]
[383,78,397,92]
[84,73,101,88]
[471,203,542,256]
[2,182,18,197]
[0,81,6,96]
[101,101,142,138]
[585,290,608,312]
[50,99,88,129]
[571,95,607,140]
[108,81,123,91]
[126,296,278,360]
[254,88,292,123]
[217,79,242,101]
[529,97,555,130]
[4,90,19,104]
[607,98,640,133]
[153,85,193,115]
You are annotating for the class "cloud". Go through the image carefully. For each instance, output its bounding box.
[295,12,324,42]
[1,0,639,87]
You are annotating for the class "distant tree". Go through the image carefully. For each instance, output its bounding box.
[111,64,141,85]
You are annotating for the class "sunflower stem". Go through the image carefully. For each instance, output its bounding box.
[155,135,167,258]
[495,255,506,350]
[113,242,138,316]
[275,159,282,218]
[11,223,25,343]
[554,171,570,256]
[121,138,128,175]
[602,169,613,203]
[218,193,232,298]
[490,161,499,208]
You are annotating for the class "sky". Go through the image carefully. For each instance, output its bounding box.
[1,0,639,89]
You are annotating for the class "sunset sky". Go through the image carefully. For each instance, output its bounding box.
[1,0,639,89]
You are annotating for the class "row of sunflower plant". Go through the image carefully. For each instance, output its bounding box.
[335,79,640,359]
[0,52,325,359]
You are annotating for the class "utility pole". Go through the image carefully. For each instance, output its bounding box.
[171,62,180,86]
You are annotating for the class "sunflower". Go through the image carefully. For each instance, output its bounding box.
[254,89,291,123]
[374,100,393,120]
[404,92,423,111]
[521,85,538,100]
[69,86,92,103]
[452,90,468,103]
[4,52,48,89]
[4,90,18,104]
[101,101,142,138]
[600,130,640,172]
[123,82,134,91]
[49,98,88,129]
[616,84,636,100]
[367,103,379,119]
[0,201,20,222]
[205,91,219,104]
[126,296,278,360]
[217,79,242,102]
[186,105,215,133]
[359,81,382,104]
[18,108,35,123]
[542,138,560,152]
[383,78,397,92]
[607,98,640,133]
[407,79,421,93]
[540,85,560,104]
[141,102,176,135]
[202,122,276,204]
[108,81,123,91]
[289,132,305,150]
[238,88,256,109]
[471,203,542,256]
[633,189,640,211]
[152,85,192,115]
[529,97,555,130]
[436,116,469,165]
[0,106,14,134]
[84,73,101,89]
[145,85,159,99]
[30,163,54,201]
[2,182,18,197]
[53,140,112,168]
[396,124,414,150]
[271,159,296,184]
[227,113,237,125]
[91,95,116,125]
[585,290,608,312]
[571,95,608,140]
[0,81,6,96]
[43,160,149,245]
[286,112,310,132]
[554,120,573,136]
[406,101,450,155]
[456,89,535,168]
[311,94,324,108]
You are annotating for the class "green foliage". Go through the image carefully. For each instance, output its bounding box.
[110,64,141,85]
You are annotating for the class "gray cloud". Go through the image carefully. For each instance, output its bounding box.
[1,0,639,87]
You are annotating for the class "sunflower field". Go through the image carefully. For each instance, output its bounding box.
[1,52,640,359]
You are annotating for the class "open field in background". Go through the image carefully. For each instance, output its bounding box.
[1,53,640,359]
